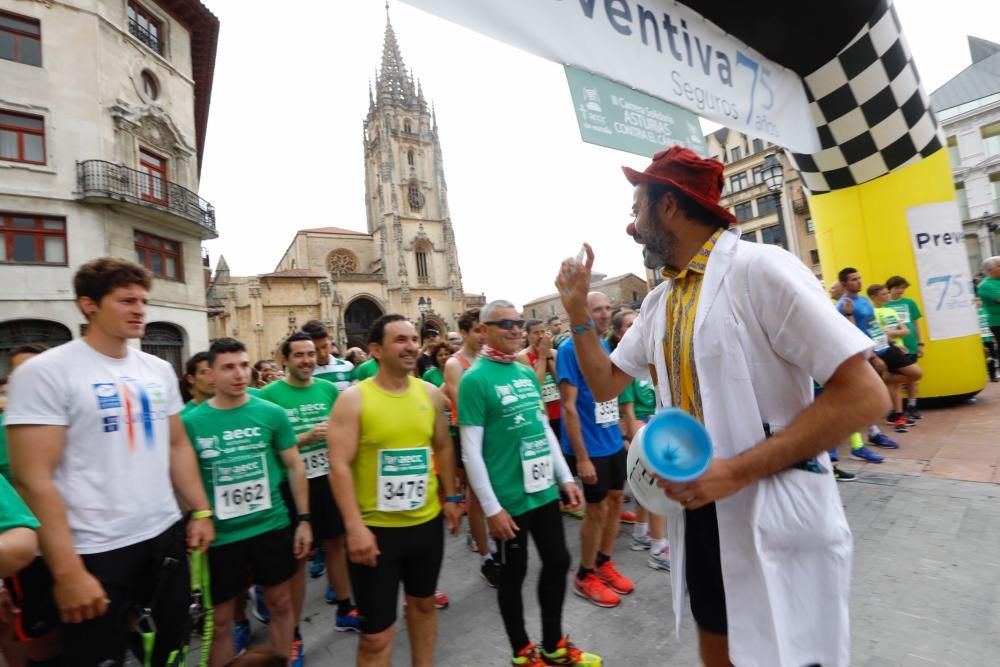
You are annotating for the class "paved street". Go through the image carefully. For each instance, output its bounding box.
[196,382,1000,665]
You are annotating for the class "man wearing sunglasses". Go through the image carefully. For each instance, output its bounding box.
[556,291,634,609]
[458,301,598,666]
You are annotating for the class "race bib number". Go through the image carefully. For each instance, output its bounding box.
[377,447,430,512]
[594,399,619,425]
[893,306,911,324]
[868,326,889,353]
[213,454,272,520]
[541,378,560,403]
[301,447,329,479]
[520,436,554,494]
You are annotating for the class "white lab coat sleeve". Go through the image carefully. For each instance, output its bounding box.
[610,308,649,380]
[543,419,574,485]
[459,426,504,517]
[748,246,874,384]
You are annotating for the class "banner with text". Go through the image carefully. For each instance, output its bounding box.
[401,0,820,153]
[906,202,979,341]
[565,66,706,157]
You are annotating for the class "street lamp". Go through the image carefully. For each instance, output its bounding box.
[417,296,430,327]
[760,153,788,249]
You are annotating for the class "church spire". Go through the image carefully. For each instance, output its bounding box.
[376,3,414,108]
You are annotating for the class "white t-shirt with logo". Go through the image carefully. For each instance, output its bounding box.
[314,358,355,392]
[5,339,183,554]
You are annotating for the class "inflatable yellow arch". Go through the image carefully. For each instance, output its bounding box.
[402,0,986,400]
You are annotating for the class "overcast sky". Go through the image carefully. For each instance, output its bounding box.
[198,0,1000,308]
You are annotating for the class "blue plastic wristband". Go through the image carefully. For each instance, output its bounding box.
[572,319,595,335]
[444,495,463,503]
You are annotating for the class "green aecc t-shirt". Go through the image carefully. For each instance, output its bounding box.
[457,358,559,518]
[256,378,338,479]
[182,395,298,546]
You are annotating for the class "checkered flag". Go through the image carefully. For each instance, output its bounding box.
[788,0,943,194]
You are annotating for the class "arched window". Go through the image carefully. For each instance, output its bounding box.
[0,319,72,374]
[141,322,184,376]
[407,150,414,166]
[403,119,412,133]
[415,242,430,285]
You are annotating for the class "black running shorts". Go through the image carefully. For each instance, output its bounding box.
[565,447,627,504]
[685,502,728,635]
[878,344,915,373]
[348,513,444,634]
[208,526,297,605]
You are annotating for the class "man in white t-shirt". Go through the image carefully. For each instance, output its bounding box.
[6,257,214,666]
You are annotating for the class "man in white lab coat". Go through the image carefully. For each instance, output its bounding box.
[555,146,889,667]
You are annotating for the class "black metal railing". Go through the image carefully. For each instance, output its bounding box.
[128,17,162,54]
[77,160,216,232]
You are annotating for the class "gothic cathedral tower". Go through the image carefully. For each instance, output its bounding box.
[363,8,465,330]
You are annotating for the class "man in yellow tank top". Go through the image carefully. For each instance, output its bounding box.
[328,314,461,667]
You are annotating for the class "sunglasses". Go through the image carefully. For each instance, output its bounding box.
[484,319,526,331]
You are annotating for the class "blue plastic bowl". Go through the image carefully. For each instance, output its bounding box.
[641,408,713,482]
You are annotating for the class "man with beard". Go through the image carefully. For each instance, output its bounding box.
[555,146,888,667]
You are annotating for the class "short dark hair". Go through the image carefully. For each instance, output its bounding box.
[10,342,48,358]
[368,314,409,346]
[253,359,275,372]
[525,319,543,332]
[457,308,480,333]
[208,338,247,366]
[301,319,329,341]
[547,316,560,325]
[885,275,909,290]
[345,348,365,366]
[866,283,886,298]
[184,351,209,379]
[838,267,859,285]
[647,183,729,230]
[0,375,7,386]
[281,331,314,359]
[181,351,209,402]
[73,257,152,311]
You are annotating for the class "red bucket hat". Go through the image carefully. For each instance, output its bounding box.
[622,146,737,226]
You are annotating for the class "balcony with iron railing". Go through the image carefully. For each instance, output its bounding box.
[128,17,163,55]
[76,160,217,238]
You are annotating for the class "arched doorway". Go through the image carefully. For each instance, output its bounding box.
[0,319,72,374]
[344,297,384,349]
[141,322,184,377]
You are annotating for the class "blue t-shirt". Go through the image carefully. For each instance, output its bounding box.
[837,294,875,335]
[555,337,623,458]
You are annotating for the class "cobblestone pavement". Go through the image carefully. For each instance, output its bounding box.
[196,382,1000,665]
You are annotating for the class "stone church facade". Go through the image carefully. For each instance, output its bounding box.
[207,12,473,359]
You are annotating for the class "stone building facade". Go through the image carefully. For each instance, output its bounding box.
[705,129,820,278]
[0,0,219,375]
[207,12,473,359]
[522,272,649,325]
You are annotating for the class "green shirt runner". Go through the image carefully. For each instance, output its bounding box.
[458,358,559,518]
[182,395,298,546]
[256,378,339,479]
[619,378,657,422]
[352,358,379,382]
[314,358,354,392]
[978,277,1000,328]
[886,297,922,354]
[0,474,39,532]
[421,367,444,387]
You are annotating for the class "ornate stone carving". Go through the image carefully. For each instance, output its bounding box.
[327,249,359,275]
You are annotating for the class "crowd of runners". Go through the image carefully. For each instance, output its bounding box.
[2,146,999,667]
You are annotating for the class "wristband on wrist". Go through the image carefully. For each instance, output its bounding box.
[192,509,213,520]
[572,319,595,335]
[297,513,312,522]
[444,495,463,504]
